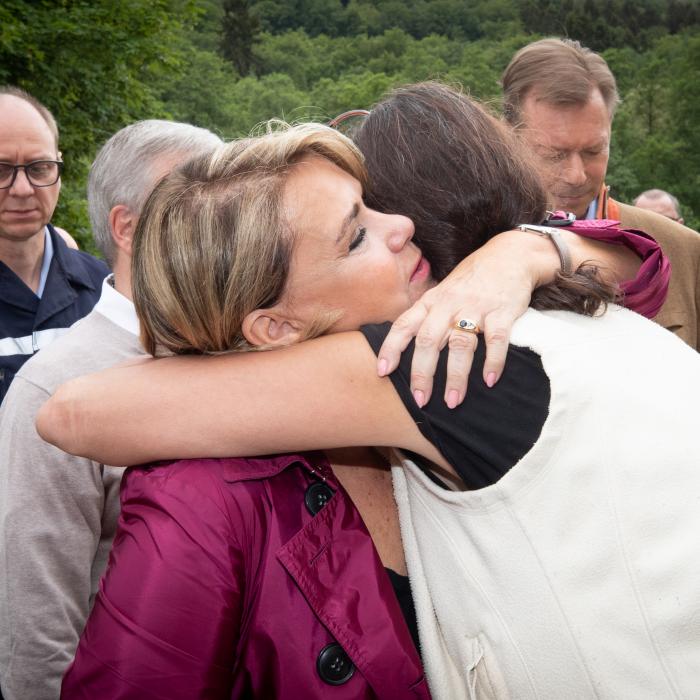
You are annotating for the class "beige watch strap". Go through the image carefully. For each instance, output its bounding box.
[517,224,573,276]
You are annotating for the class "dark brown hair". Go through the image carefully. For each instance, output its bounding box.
[502,38,620,127]
[354,81,617,314]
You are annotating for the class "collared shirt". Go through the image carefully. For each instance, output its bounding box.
[93,275,139,336]
[0,274,144,700]
[0,224,109,403]
[36,227,54,299]
[585,197,598,220]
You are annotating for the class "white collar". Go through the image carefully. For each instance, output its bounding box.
[584,197,598,220]
[93,275,140,336]
[36,227,54,298]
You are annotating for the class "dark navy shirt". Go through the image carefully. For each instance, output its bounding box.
[0,224,108,403]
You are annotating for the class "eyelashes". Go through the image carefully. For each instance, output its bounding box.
[349,226,367,252]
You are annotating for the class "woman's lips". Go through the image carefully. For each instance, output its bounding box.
[410,255,431,283]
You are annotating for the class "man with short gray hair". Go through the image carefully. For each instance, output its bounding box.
[634,188,685,225]
[502,37,700,350]
[0,120,222,700]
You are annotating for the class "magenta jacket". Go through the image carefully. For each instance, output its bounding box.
[61,453,429,699]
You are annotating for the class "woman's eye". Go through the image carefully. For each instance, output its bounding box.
[349,226,367,252]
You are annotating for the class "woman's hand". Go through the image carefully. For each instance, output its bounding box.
[376,229,564,408]
[376,222,648,408]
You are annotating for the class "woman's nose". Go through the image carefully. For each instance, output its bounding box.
[387,214,415,252]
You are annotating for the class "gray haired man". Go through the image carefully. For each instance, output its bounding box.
[0,121,222,700]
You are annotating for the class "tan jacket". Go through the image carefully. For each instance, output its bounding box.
[597,185,700,350]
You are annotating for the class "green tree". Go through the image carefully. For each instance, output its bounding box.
[606,30,700,227]
[2,0,697,237]
[221,0,261,75]
[0,0,202,251]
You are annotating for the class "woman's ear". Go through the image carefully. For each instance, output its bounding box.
[242,308,304,348]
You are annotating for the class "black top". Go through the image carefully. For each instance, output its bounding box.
[385,568,421,657]
[361,323,551,489]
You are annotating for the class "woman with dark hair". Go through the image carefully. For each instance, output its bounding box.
[353,82,664,401]
[43,86,696,699]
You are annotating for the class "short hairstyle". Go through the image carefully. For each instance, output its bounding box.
[633,188,681,216]
[355,81,548,281]
[354,81,618,315]
[0,85,59,148]
[87,120,222,265]
[502,38,620,126]
[133,122,365,356]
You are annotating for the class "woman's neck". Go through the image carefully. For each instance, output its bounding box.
[327,447,407,576]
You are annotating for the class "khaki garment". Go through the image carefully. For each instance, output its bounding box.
[597,185,700,351]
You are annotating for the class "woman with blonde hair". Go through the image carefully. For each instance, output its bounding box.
[47,85,696,699]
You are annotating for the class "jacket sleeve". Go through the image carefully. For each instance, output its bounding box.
[570,219,670,318]
[0,376,112,700]
[61,462,246,700]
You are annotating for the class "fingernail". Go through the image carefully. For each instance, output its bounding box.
[447,389,459,409]
[378,358,388,377]
[413,389,425,408]
[486,372,497,388]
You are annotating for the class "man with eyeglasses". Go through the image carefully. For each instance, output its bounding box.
[0,87,108,403]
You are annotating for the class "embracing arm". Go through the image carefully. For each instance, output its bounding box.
[377,222,666,406]
[38,333,445,469]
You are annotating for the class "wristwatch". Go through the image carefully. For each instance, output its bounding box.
[517,224,573,275]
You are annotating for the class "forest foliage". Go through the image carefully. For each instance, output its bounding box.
[2,0,699,249]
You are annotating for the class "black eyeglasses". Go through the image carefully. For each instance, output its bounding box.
[0,160,64,189]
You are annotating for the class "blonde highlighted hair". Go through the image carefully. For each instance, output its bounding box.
[132,121,366,356]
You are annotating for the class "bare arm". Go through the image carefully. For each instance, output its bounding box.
[377,228,643,407]
[37,332,448,470]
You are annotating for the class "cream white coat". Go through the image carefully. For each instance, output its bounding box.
[394,306,700,699]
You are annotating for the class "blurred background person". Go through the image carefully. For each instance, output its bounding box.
[634,188,685,224]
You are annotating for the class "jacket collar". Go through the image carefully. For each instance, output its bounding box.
[0,225,97,320]
[47,224,100,291]
[219,451,331,483]
[595,183,621,220]
[29,225,88,326]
